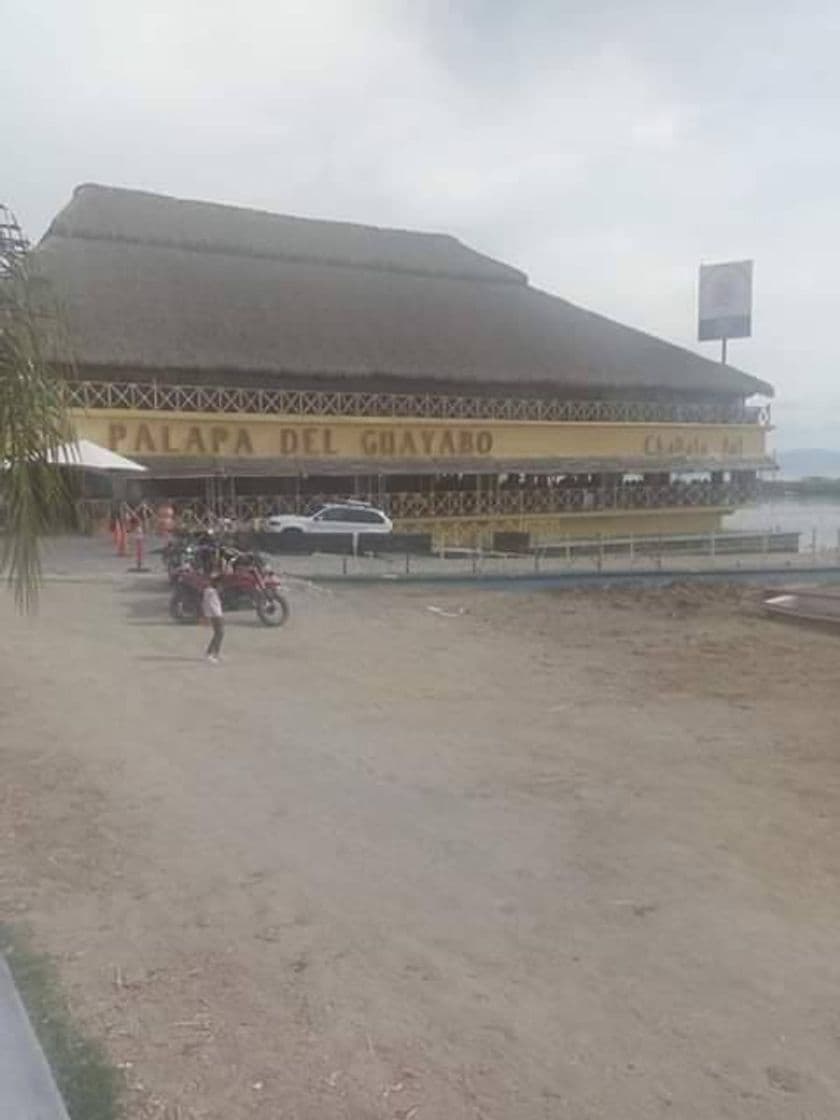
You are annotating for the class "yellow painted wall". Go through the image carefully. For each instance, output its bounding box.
[70,408,767,466]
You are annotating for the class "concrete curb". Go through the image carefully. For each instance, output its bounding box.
[307,565,840,590]
[0,957,70,1119]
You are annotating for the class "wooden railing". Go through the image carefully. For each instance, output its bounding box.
[386,482,753,519]
[64,379,769,426]
[77,482,755,531]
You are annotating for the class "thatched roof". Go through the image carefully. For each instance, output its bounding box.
[34,184,771,398]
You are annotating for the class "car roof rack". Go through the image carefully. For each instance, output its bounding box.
[325,499,377,508]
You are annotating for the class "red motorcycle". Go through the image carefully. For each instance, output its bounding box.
[169,549,289,627]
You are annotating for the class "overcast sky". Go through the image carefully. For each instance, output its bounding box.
[4,0,838,449]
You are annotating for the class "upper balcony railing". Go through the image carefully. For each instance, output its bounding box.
[64,379,770,426]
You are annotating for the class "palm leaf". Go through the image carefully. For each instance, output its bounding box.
[0,254,75,611]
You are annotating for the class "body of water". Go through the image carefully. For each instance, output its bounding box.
[725,497,840,551]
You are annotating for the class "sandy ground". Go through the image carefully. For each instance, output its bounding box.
[2,547,840,1119]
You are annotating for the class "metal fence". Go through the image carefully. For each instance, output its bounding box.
[258,527,840,583]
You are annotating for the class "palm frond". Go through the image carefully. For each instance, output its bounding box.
[0,254,75,611]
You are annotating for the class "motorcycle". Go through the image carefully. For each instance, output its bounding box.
[161,531,215,582]
[161,536,193,582]
[169,548,289,627]
[162,530,240,583]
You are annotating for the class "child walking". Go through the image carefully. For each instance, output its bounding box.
[202,574,224,663]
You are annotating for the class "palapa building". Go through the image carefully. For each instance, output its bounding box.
[34,184,773,545]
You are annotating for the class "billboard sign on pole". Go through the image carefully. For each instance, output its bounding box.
[698,260,753,341]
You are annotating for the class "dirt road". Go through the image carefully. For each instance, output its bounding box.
[2,560,840,1118]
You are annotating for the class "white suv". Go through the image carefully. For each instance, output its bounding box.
[262,502,393,544]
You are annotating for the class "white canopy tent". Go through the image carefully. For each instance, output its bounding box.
[47,439,147,472]
[3,439,147,473]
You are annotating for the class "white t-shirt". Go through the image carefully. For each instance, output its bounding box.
[202,586,223,619]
